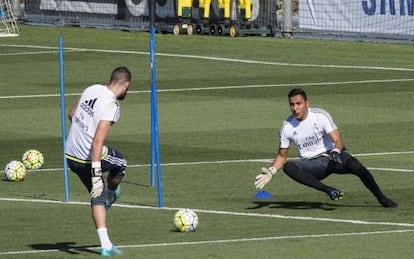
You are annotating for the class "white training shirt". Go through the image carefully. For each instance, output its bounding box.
[279,108,337,159]
[65,84,120,161]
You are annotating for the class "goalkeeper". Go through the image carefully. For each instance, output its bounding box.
[255,88,397,208]
[65,66,131,256]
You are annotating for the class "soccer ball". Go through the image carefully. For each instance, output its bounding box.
[22,149,44,170]
[4,160,27,181]
[173,208,198,232]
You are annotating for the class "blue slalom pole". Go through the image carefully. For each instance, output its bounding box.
[150,26,163,208]
[150,88,155,187]
[149,0,163,207]
[59,36,70,203]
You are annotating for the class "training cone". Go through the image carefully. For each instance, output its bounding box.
[253,190,272,199]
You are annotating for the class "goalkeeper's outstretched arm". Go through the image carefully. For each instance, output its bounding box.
[254,148,288,189]
[270,148,289,173]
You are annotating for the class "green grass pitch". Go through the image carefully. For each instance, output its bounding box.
[0,25,414,258]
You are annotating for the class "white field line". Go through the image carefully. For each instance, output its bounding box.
[0,49,80,56]
[1,152,413,254]
[0,229,413,256]
[124,229,414,247]
[368,167,414,173]
[1,197,414,228]
[2,78,414,100]
[1,44,414,99]
[2,43,414,72]
[6,150,413,174]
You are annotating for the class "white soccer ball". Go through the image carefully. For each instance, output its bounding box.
[173,208,198,232]
[4,160,27,181]
[22,149,44,170]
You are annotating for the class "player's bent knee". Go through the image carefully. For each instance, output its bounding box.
[115,170,126,179]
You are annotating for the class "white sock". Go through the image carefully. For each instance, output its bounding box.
[97,227,112,250]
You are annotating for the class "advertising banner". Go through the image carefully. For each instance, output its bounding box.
[299,0,414,35]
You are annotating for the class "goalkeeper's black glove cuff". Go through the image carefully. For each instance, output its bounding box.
[329,148,342,163]
[91,161,102,177]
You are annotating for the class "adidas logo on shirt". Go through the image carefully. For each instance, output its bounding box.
[80,98,97,116]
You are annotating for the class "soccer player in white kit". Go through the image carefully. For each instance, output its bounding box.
[255,88,397,208]
[65,66,131,255]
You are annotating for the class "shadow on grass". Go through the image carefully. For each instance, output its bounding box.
[122,180,149,188]
[29,242,99,255]
[247,201,340,211]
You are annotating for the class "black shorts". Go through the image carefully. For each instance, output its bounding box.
[290,150,353,180]
[66,147,127,205]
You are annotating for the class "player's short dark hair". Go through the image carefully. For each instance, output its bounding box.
[110,66,131,84]
[288,88,307,100]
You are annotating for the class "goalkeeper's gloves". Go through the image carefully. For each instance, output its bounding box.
[90,162,104,199]
[329,148,342,163]
[254,167,277,189]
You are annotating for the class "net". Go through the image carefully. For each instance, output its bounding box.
[0,0,19,37]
